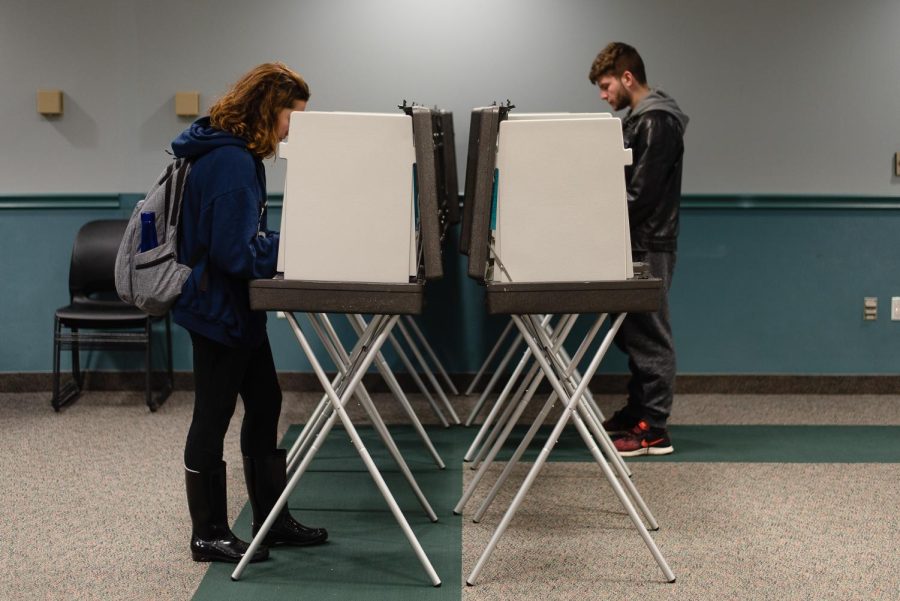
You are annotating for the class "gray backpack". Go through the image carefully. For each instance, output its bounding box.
[115,158,201,316]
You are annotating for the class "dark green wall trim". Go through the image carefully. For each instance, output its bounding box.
[0,195,121,210]
[281,193,900,211]
[682,194,900,210]
[3,193,899,211]
[254,193,900,211]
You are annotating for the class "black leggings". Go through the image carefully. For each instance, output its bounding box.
[184,331,283,472]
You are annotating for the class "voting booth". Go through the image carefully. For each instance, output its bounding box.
[237,108,447,586]
[276,111,417,283]
[458,106,675,586]
[494,112,633,282]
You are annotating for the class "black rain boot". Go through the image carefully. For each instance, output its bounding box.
[185,461,270,563]
[243,449,329,546]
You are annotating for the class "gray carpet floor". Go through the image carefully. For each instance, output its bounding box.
[1,390,898,600]
[462,462,899,601]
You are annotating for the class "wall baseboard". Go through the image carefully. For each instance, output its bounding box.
[3,372,900,395]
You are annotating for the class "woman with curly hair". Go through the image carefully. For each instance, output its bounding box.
[171,62,327,564]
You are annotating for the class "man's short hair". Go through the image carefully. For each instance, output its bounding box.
[589,42,647,85]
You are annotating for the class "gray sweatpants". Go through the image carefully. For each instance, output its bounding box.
[613,250,676,429]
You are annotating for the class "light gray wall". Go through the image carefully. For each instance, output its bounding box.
[1,0,899,195]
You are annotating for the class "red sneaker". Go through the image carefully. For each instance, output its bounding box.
[613,420,674,457]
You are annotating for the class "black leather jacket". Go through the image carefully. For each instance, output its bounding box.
[622,110,685,252]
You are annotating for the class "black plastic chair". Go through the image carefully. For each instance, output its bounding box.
[52,219,173,412]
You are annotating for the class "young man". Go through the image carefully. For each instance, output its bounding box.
[589,42,689,456]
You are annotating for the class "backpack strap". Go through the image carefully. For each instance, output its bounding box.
[169,159,190,227]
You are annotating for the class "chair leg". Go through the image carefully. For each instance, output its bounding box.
[146,320,156,412]
[148,317,173,412]
[71,327,83,388]
[165,314,174,389]
[52,318,62,410]
[52,319,81,411]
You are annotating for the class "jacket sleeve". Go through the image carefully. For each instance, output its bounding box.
[625,112,683,226]
[207,186,280,280]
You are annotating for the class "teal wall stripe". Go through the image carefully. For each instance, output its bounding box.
[3,194,900,375]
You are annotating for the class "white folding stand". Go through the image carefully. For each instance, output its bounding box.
[467,312,674,585]
[233,109,447,586]
[460,313,632,481]
[395,318,461,424]
[459,106,675,585]
[283,313,446,472]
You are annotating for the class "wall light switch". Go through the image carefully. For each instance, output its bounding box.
[892,297,900,321]
[175,91,200,117]
[36,89,63,116]
[864,297,877,321]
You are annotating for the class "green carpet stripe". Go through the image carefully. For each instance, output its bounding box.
[193,426,467,601]
[192,423,900,600]
[504,425,900,463]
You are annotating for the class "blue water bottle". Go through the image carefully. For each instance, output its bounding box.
[140,211,159,252]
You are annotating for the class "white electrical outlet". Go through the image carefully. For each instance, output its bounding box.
[892,297,900,321]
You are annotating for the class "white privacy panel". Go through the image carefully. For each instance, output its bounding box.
[277,111,416,283]
[494,117,633,282]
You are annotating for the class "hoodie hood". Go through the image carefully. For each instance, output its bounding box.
[628,89,689,133]
[171,116,248,160]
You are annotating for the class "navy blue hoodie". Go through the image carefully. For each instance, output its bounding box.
[170,117,279,348]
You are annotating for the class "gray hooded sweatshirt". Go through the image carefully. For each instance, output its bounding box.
[626,88,689,133]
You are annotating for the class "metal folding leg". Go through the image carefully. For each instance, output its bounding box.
[344,315,445,466]
[466,313,675,586]
[285,313,370,471]
[468,315,578,470]
[316,313,445,470]
[465,314,641,515]
[534,318,633,481]
[527,316,659,532]
[287,311,448,473]
[371,316,450,428]
[460,313,638,522]
[455,314,578,514]
[469,314,609,521]
[463,314,552,461]
[396,319,461,424]
[465,324,523,426]
[478,316,631,482]
[303,314,438,521]
[232,313,441,586]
